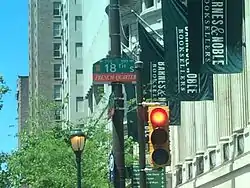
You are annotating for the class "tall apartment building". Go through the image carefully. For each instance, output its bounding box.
[82,0,110,117]
[17,76,29,147]
[28,0,62,120]
[61,0,111,127]
[61,0,84,127]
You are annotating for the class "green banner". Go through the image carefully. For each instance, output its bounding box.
[187,0,243,73]
[138,23,181,125]
[161,0,214,101]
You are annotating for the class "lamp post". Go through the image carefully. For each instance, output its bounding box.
[70,129,87,188]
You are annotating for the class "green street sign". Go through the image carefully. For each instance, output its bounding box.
[93,57,136,84]
[132,165,166,188]
[93,58,135,74]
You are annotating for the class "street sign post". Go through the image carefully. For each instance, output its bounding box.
[93,57,136,84]
[132,165,166,188]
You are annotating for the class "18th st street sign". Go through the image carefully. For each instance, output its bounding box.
[93,57,136,84]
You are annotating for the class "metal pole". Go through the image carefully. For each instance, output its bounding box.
[135,61,147,188]
[109,0,125,188]
[76,152,82,188]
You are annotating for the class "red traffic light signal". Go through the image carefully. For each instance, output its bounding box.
[148,106,170,168]
[149,107,169,127]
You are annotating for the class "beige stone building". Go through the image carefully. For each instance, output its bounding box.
[121,1,250,187]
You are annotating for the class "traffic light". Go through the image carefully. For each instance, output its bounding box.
[148,106,170,168]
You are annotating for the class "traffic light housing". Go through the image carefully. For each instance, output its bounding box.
[148,106,170,168]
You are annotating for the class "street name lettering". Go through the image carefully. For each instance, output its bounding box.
[132,165,166,188]
[93,73,136,82]
[177,27,199,94]
[203,0,226,66]
[104,61,134,73]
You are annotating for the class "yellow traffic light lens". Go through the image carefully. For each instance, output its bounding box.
[150,108,168,127]
[152,149,170,166]
[151,128,168,145]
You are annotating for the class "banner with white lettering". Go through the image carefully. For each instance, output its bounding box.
[138,22,181,125]
[187,0,243,73]
[161,0,214,100]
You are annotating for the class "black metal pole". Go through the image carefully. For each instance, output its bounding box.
[135,61,147,188]
[109,0,125,188]
[76,152,82,188]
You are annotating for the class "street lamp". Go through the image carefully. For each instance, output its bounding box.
[70,129,87,188]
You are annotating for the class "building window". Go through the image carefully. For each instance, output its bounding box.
[176,166,182,186]
[122,24,129,47]
[94,84,104,105]
[223,143,229,162]
[53,22,61,38]
[65,13,68,26]
[53,43,62,58]
[209,150,216,169]
[55,109,61,120]
[145,0,154,9]
[188,163,192,180]
[53,2,61,17]
[54,85,61,100]
[88,92,93,113]
[237,134,244,155]
[66,66,69,78]
[54,64,61,79]
[66,39,69,52]
[75,43,82,58]
[76,97,84,112]
[76,69,83,85]
[196,156,204,175]
[75,16,82,31]
[75,0,81,4]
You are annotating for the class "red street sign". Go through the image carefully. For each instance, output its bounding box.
[93,73,136,84]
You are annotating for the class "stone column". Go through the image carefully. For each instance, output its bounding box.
[178,105,187,162]
[194,101,207,153]
[244,1,250,125]
[170,126,179,169]
[206,100,219,147]
[216,74,233,139]
[182,102,196,159]
[230,73,247,131]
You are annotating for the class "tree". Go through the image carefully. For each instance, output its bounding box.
[3,96,136,187]
[81,119,111,187]
[7,127,77,188]
[4,98,114,187]
[6,123,113,187]
[0,152,10,188]
[0,76,10,187]
[0,75,9,110]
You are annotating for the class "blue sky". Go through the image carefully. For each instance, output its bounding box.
[0,1,28,153]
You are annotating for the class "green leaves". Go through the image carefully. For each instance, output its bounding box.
[0,75,9,110]
[1,96,136,187]
[124,136,137,167]
[4,117,114,187]
[7,129,77,187]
